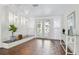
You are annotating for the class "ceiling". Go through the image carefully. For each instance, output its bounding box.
[3,4,79,17]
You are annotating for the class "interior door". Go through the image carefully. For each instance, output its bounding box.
[36,19,43,38]
[36,18,50,38]
[43,19,50,38]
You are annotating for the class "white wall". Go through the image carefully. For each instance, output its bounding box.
[0,25,1,47]
[1,6,10,42]
[0,5,9,47]
[0,5,7,47]
[0,6,1,47]
[0,22,1,47]
[0,6,35,42]
[49,16,62,39]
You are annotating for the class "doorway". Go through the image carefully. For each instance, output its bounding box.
[36,17,61,40]
[36,18,50,38]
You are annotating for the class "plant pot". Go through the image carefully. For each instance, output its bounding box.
[10,36,16,41]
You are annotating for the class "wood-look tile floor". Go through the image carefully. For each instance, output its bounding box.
[0,39,65,55]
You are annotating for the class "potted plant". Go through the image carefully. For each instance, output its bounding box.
[9,24,17,41]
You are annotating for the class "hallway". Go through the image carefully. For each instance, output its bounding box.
[0,39,65,55]
[0,4,79,55]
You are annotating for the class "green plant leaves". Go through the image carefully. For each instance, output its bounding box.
[9,24,17,32]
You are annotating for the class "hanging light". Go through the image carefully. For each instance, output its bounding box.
[32,4,39,7]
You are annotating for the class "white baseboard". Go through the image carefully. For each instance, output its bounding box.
[36,37,61,40]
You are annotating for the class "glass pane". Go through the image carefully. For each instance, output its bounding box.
[37,21,43,37]
[44,21,50,33]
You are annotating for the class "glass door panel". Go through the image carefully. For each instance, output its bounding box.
[36,20,43,38]
[36,19,50,38]
[44,20,50,37]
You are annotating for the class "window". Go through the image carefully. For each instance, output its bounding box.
[9,12,14,24]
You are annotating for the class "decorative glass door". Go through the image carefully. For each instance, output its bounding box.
[43,19,50,38]
[36,19,50,38]
[36,20,43,38]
